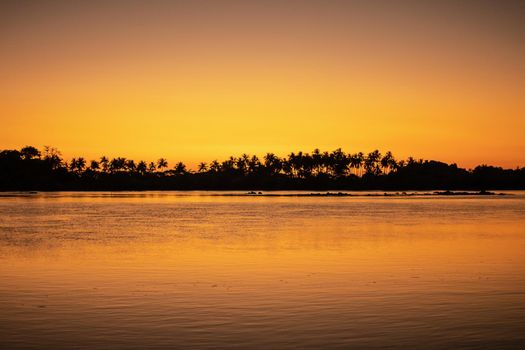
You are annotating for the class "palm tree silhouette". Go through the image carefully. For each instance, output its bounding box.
[43,146,63,169]
[349,153,363,176]
[365,150,382,175]
[221,157,235,173]
[89,160,100,172]
[198,162,208,173]
[380,151,397,174]
[157,158,168,171]
[126,159,137,173]
[174,162,187,175]
[330,148,349,178]
[99,156,109,173]
[209,160,221,173]
[148,162,157,173]
[236,154,249,174]
[69,158,78,172]
[109,157,126,173]
[311,148,322,176]
[70,157,86,174]
[248,155,260,174]
[137,161,147,175]
[264,153,282,175]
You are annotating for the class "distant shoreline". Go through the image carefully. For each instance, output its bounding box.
[245,190,508,197]
[0,190,514,197]
[2,146,524,191]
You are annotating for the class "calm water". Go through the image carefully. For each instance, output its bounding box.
[1,191,525,349]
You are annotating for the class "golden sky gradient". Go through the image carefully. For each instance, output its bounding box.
[1,0,524,168]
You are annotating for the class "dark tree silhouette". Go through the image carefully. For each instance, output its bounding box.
[381,151,397,174]
[70,157,86,174]
[100,156,109,173]
[148,162,157,173]
[89,160,100,172]
[137,161,148,175]
[364,150,382,176]
[157,158,168,171]
[43,146,63,170]
[264,153,282,175]
[173,162,187,175]
[209,160,221,173]
[110,157,127,173]
[20,146,41,160]
[198,162,208,173]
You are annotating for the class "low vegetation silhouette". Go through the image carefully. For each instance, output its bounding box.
[0,146,523,191]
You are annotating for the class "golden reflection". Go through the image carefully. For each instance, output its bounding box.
[2,194,525,348]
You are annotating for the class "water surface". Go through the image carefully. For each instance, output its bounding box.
[1,191,525,349]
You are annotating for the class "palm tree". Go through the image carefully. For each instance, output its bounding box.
[43,146,63,169]
[264,153,282,175]
[330,148,349,178]
[148,162,157,173]
[174,162,187,175]
[69,158,78,172]
[364,150,382,175]
[287,152,303,178]
[301,152,314,178]
[248,155,260,174]
[157,158,168,171]
[126,159,136,173]
[312,148,322,176]
[89,160,100,172]
[221,157,235,172]
[109,157,126,173]
[209,160,221,173]
[236,154,249,174]
[381,151,395,174]
[137,161,147,175]
[321,151,331,176]
[70,157,86,174]
[198,162,208,173]
[282,158,292,177]
[350,152,364,176]
[99,156,109,173]
[388,152,398,173]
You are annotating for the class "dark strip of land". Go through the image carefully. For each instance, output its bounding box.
[1,146,523,191]
[244,190,506,196]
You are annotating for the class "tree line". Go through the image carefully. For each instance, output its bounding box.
[0,146,523,190]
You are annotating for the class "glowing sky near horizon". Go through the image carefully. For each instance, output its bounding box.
[1,0,524,168]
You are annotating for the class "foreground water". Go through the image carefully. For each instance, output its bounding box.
[1,191,524,349]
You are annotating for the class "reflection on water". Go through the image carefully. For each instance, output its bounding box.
[1,192,525,349]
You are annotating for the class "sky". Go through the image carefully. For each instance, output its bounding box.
[1,0,524,169]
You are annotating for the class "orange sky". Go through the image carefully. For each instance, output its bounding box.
[1,0,524,169]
